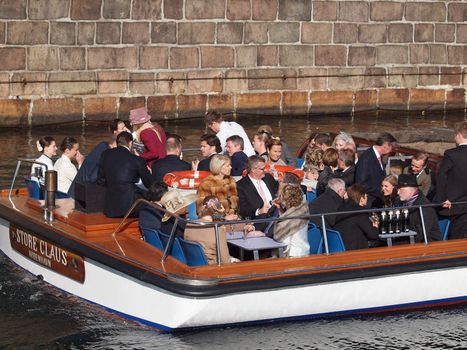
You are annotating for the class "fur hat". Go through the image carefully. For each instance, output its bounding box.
[159,190,196,222]
[397,174,419,188]
[129,107,151,126]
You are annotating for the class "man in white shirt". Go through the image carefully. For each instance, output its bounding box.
[205,111,255,156]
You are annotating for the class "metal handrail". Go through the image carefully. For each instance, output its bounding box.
[111,193,467,260]
[9,158,49,201]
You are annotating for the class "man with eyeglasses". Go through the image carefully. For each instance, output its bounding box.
[236,155,278,230]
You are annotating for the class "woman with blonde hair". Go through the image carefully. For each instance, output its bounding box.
[266,137,286,167]
[303,147,324,170]
[252,131,271,161]
[332,131,356,151]
[257,125,296,167]
[196,154,239,216]
[272,184,310,257]
[377,174,398,208]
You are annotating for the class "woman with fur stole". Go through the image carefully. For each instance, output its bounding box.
[273,184,310,257]
[196,155,239,216]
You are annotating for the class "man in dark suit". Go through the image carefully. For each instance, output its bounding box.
[309,178,346,228]
[99,131,154,218]
[225,135,248,177]
[437,121,467,239]
[151,137,191,182]
[197,134,221,171]
[355,132,397,206]
[68,119,129,198]
[237,155,278,229]
[333,148,355,188]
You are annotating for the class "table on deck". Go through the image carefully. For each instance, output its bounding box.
[379,230,417,246]
[227,232,287,260]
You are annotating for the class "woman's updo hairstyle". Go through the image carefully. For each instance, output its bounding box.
[60,137,78,152]
[36,136,55,153]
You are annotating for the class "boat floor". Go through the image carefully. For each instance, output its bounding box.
[2,190,467,283]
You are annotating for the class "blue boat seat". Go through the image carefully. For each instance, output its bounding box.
[24,177,70,200]
[140,227,164,250]
[24,176,44,199]
[438,218,451,241]
[307,222,322,254]
[179,238,208,266]
[158,231,188,264]
[188,201,198,220]
[318,228,346,253]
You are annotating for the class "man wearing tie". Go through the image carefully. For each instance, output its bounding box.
[355,132,397,206]
[237,155,278,230]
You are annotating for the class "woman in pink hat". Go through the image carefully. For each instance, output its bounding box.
[129,107,167,167]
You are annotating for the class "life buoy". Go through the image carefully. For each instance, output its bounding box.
[265,164,304,181]
[163,170,210,189]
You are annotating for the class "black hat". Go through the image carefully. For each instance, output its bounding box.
[397,174,419,188]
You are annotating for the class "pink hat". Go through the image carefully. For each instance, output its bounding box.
[129,107,151,126]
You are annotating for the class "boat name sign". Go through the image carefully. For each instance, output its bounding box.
[9,223,85,283]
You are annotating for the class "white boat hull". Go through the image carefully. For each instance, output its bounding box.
[1,217,467,331]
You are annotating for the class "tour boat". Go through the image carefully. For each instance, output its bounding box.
[1,140,467,332]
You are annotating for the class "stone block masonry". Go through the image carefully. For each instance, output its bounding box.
[0,0,465,126]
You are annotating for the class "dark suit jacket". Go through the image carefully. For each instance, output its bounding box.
[151,154,191,182]
[99,146,153,218]
[68,141,109,198]
[394,192,442,242]
[355,147,386,201]
[334,200,380,250]
[231,151,248,176]
[333,165,355,188]
[308,187,344,228]
[237,173,278,221]
[316,166,334,196]
[198,154,215,172]
[437,145,467,216]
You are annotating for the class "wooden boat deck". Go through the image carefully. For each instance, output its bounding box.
[2,188,467,286]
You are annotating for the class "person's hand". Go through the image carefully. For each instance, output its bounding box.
[192,159,199,171]
[271,198,281,209]
[442,200,452,209]
[243,224,255,233]
[75,150,85,167]
[259,203,271,214]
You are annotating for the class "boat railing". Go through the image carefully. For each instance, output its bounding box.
[112,195,467,266]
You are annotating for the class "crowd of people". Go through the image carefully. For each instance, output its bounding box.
[30,108,467,265]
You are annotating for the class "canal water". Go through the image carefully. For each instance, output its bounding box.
[1,111,466,349]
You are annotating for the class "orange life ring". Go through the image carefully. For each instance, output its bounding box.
[264,164,304,181]
[163,170,210,189]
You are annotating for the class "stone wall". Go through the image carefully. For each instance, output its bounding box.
[0,0,465,126]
